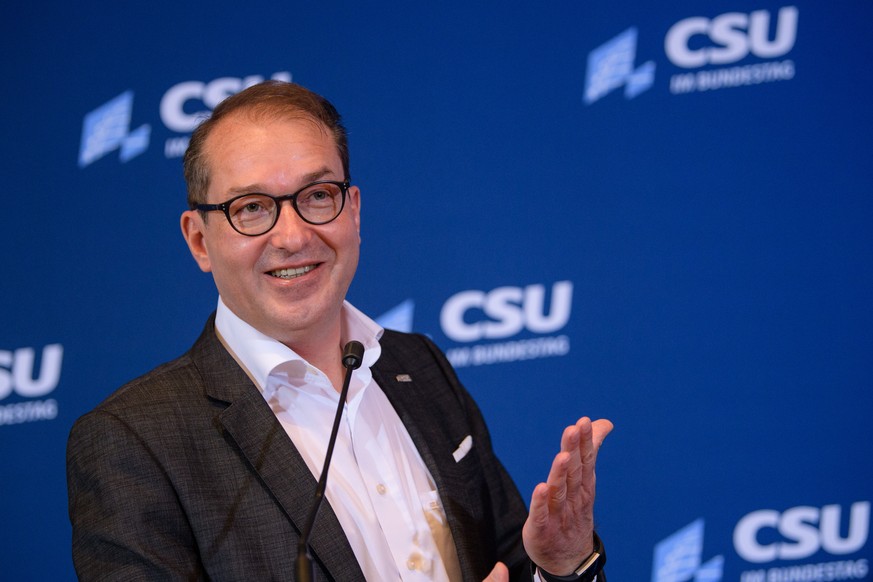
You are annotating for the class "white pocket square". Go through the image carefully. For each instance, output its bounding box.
[452,435,473,462]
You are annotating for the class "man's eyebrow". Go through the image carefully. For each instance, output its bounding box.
[225,168,340,196]
[300,168,339,183]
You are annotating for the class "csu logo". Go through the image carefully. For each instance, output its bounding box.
[653,502,870,581]
[0,344,64,400]
[734,502,870,563]
[585,6,799,104]
[79,71,290,167]
[440,281,572,343]
[665,6,798,68]
[378,282,573,368]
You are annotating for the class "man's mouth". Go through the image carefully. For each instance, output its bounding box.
[269,265,317,280]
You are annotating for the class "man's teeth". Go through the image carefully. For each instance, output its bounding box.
[270,265,315,279]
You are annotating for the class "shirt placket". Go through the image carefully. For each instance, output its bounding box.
[350,392,437,580]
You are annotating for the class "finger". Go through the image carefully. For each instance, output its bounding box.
[578,417,614,465]
[577,417,595,471]
[561,416,592,472]
[482,561,509,582]
[560,419,583,454]
[545,449,572,511]
[528,479,555,530]
[591,418,614,451]
[561,422,585,499]
[571,418,612,507]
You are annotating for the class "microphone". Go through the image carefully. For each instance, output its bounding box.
[296,340,365,582]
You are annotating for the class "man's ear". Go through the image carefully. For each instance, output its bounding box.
[348,185,361,239]
[180,210,213,273]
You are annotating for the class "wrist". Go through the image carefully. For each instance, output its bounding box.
[535,532,606,582]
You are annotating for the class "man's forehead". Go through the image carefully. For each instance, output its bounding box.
[204,109,335,159]
[200,111,342,197]
[215,107,331,137]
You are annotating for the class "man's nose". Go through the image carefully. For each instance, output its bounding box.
[268,200,312,247]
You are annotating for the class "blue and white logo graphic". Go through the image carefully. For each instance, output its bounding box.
[371,282,573,368]
[375,299,415,333]
[653,519,724,582]
[78,91,151,167]
[0,343,63,427]
[584,27,655,105]
[586,8,799,103]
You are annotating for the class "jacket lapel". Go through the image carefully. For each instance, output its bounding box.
[372,336,482,581]
[372,367,472,509]
[190,319,363,580]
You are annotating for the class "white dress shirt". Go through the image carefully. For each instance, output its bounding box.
[215,298,462,581]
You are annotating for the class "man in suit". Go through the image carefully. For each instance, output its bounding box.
[67,81,612,581]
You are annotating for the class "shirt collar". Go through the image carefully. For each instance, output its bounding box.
[214,297,384,394]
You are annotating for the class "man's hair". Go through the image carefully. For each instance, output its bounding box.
[183,80,350,208]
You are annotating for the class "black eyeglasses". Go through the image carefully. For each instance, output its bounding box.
[194,180,350,236]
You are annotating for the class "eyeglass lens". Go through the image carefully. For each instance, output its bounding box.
[227,182,345,234]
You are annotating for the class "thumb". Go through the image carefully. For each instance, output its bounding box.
[482,561,509,582]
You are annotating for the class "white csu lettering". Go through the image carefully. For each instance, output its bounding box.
[665,6,798,68]
[733,501,871,563]
[0,344,64,400]
[441,281,573,342]
[160,71,292,133]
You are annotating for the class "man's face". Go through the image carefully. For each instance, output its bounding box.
[180,113,360,347]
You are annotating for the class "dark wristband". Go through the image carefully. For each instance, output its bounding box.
[536,532,606,582]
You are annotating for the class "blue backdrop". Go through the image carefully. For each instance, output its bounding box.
[2,2,871,580]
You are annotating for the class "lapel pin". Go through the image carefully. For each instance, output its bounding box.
[395,374,413,382]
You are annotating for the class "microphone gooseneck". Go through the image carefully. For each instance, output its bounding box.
[296,340,365,582]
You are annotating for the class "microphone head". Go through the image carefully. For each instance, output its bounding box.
[341,340,365,370]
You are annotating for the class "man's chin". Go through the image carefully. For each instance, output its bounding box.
[260,304,340,342]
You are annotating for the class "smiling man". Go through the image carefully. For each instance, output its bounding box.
[181,106,360,391]
[67,81,612,582]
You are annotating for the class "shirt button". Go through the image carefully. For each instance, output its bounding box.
[376,483,387,495]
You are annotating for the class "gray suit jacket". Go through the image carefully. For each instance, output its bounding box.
[67,318,533,581]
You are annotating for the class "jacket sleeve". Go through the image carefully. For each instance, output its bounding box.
[66,409,207,581]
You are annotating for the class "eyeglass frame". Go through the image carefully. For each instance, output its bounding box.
[192,179,351,236]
